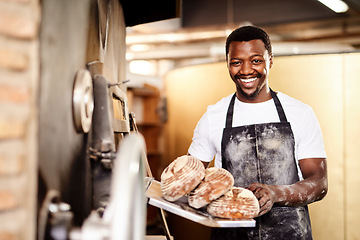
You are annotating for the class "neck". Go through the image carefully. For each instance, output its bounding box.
[236,86,272,103]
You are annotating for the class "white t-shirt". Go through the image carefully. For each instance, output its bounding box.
[188,92,326,178]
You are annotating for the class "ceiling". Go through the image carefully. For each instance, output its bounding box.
[182,0,358,27]
[120,0,178,26]
[125,0,360,65]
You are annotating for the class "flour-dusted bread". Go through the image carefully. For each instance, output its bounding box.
[207,187,259,219]
[188,167,234,209]
[161,155,205,202]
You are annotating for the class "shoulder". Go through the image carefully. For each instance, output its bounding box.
[277,92,313,113]
[200,93,234,129]
[277,92,320,131]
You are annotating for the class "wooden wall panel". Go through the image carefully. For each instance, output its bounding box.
[344,53,360,239]
[164,63,233,240]
[165,53,360,240]
[270,54,345,240]
[164,63,233,166]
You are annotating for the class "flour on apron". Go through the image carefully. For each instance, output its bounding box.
[213,89,312,240]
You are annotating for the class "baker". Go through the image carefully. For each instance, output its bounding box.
[188,25,328,239]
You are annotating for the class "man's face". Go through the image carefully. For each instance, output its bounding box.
[227,39,273,103]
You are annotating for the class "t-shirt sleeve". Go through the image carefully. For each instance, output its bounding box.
[297,107,327,160]
[188,111,216,162]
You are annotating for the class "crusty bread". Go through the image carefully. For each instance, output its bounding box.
[207,187,259,219]
[188,167,234,209]
[161,155,205,202]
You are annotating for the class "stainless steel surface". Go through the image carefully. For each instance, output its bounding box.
[72,69,94,133]
[105,133,147,240]
[131,111,172,240]
[146,180,256,228]
[70,134,147,240]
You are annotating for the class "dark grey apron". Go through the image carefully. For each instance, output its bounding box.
[211,89,312,240]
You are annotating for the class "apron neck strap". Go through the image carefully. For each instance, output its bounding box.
[270,88,288,122]
[225,89,288,128]
[225,94,237,128]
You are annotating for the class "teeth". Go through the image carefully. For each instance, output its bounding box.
[241,77,257,83]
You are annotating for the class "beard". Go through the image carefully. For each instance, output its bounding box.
[233,75,263,101]
[237,85,260,100]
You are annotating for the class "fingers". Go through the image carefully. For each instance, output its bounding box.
[246,183,262,192]
[247,183,275,216]
[247,183,269,205]
[258,198,272,216]
[255,188,269,206]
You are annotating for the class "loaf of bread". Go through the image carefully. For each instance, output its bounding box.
[207,187,259,219]
[161,155,205,202]
[188,167,234,209]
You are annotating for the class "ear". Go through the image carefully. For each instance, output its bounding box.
[269,55,274,68]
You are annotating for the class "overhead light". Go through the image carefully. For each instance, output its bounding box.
[129,44,151,52]
[317,0,349,13]
[129,60,157,75]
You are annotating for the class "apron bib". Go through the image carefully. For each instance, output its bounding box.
[211,90,312,240]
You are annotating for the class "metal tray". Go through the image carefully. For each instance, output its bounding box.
[145,179,256,228]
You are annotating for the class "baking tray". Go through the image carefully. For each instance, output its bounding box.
[145,179,256,228]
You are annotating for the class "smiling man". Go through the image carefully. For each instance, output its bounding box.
[188,26,328,240]
[227,36,272,103]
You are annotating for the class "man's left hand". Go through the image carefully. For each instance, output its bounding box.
[247,183,277,216]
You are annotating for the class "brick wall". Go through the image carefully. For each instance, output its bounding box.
[0,0,40,239]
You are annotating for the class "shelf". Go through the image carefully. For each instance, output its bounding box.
[126,84,163,182]
[130,88,159,97]
[137,122,162,127]
[128,84,160,98]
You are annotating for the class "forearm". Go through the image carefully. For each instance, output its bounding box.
[248,158,328,216]
[269,174,328,207]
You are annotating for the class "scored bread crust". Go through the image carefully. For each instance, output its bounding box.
[188,167,234,209]
[207,187,259,219]
[161,155,205,202]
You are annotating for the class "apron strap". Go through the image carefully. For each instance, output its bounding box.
[225,89,288,128]
[270,89,288,122]
[225,93,236,128]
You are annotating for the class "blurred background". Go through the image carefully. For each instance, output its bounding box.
[0,0,359,239]
[126,1,360,239]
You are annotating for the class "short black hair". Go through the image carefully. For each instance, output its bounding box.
[225,25,272,57]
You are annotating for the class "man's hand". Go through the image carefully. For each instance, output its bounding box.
[247,158,328,217]
[247,183,277,216]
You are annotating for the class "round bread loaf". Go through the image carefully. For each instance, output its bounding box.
[188,167,234,209]
[207,187,259,219]
[161,155,205,202]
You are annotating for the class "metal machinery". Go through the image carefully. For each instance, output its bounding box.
[37,0,176,239]
[38,66,168,240]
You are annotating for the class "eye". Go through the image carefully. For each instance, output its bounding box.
[230,61,241,66]
[252,59,263,64]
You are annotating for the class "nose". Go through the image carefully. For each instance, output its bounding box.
[240,61,252,75]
